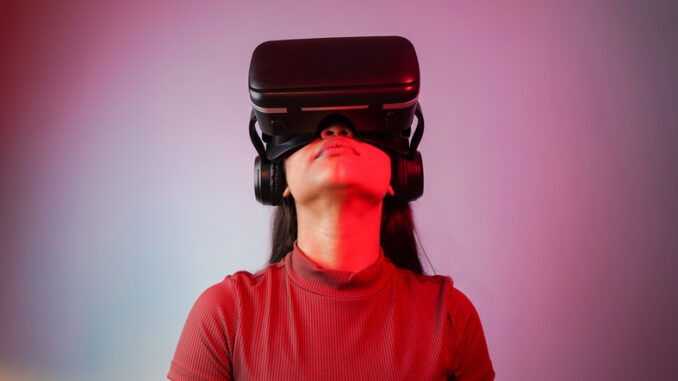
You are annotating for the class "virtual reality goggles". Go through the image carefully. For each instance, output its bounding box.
[248,35,423,161]
[248,36,425,205]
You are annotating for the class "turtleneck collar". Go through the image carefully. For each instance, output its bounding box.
[283,242,395,298]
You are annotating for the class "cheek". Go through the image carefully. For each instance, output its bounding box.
[283,143,318,194]
[365,150,392,189]
[342,145,392,194]
[283,153,306,192]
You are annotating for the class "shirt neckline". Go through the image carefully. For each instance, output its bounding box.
[283,242,395,298]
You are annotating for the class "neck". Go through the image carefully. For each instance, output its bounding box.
[295,197,383,272]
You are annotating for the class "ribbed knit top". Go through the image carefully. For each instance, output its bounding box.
[168,245,494,380]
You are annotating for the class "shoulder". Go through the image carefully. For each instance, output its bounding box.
[395,271,494,379]
[391,267,456,298]
[169,263,287,372]
[171,268,284,380]
[393,269,476,306]
[190,261,285,309]
[224,261,286,298]
[391,269,484,331]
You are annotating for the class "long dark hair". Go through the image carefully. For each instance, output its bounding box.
[269,195,425,274]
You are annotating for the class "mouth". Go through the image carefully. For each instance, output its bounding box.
[315,139,360,158]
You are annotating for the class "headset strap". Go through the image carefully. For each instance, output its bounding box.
[410,103,424,159]
[249,111,267,159]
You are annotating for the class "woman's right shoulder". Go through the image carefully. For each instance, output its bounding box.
[170,264,290,379]
[194,261,287,307]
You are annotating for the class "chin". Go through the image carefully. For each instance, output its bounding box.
[315,182,390,204]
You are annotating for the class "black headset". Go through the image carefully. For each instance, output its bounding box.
[247,36,425,205]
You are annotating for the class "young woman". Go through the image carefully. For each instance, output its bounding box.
[168,118,494,380]
[169,36,494,380]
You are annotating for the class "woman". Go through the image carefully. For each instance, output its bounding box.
[168,37,494,380]
[168,120,494,380]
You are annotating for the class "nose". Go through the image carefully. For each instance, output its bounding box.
[320,124,354,139]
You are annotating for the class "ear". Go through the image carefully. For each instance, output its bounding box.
[282,186,291,198]
[387,185,395,196]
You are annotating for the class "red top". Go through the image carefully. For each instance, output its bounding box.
[168,245,494,380]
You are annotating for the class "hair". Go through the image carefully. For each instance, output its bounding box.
[269,194,425,274]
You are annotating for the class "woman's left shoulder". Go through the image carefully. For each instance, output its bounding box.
[392,269,479,311]
[392,268,455,292]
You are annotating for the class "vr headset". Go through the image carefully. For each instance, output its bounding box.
[248,36,424,205]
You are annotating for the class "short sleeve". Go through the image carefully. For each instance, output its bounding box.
[168,279,238,381]
[447,288,495,381]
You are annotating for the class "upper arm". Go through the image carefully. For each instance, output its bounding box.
[448,288,495,381]
[168,280,238,381]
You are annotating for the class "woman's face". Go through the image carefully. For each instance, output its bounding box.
[284,123,391,205]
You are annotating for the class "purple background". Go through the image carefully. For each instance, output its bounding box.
[1,1,677,380]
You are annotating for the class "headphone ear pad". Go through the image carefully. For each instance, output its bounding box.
[391,151,424,201]
[254,157,286,205]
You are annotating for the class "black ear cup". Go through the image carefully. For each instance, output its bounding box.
[254,156,286,206]
[391,151,424,201]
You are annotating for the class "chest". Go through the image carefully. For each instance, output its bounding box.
[231,284,453,380]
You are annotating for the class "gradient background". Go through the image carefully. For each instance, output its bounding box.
[1,1,677,380]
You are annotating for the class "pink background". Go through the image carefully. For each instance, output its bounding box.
[1,1,676,380]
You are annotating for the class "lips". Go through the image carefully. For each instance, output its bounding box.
[315,139,360,158]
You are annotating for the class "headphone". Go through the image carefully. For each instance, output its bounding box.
[250,105,424,206]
